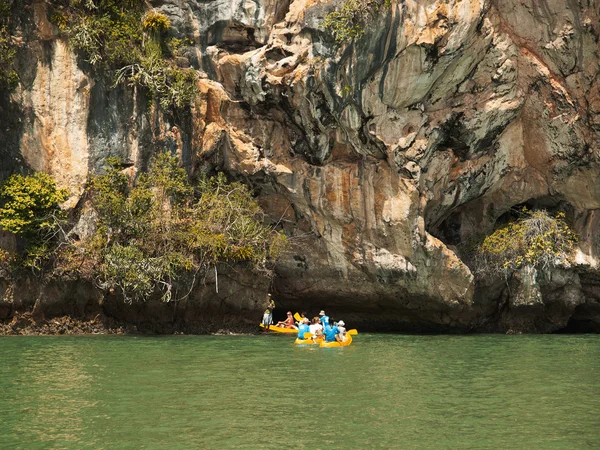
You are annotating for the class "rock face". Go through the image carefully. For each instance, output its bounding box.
[0,265,269,333]
[1,0,600,332]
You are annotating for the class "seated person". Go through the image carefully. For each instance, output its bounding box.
[275,311,298,329]
[309,317,323,337]
[323,321,340,343]
[336,320,346,342]
[297,318,311,339]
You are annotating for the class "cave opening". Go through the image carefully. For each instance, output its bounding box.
[430,195,577,249]
[493,196,575,228]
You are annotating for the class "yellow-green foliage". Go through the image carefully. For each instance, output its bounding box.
[142,11,170,33]
[0,173,68,238]
[52,0,196,110]
[87,154,287,302]
[0,172,69,270]
[322,0,390,44]
[474,208,577,278]
[0,160,287,286]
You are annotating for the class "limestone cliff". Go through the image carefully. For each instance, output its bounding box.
[1,0,600,332]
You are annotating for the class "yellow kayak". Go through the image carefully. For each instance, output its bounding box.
[319,334,353,348]
[259,323,298,334]
[294,337,323,345]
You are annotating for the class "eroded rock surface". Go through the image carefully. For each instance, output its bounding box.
[1,0,600,332]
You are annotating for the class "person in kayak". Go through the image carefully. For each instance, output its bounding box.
[319,310,330,329]
[262,294,275,330]
[297,318,310,340]
[275,311,297,329]
[309,317,323,337]
[336,320,346,342]
[323,320,340,343]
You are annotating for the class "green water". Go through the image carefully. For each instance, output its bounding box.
[1,334,599,449]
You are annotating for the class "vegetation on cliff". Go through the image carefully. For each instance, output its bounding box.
[0,156,287,303]
[0,173,69,269]
[51,0,196,110]
[472,209,577,279]
[322,0,391,44]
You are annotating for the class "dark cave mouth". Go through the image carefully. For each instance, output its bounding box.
[429,195,577,248]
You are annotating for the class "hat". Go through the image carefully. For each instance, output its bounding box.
[303,318,310,324]
[338,320,345,327]
[267,293,271,297]
[319,310,325,315]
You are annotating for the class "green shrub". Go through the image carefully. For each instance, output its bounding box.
[322,0,390,44]
[0,173,69,238]
[0,157,288,297]
[114,58,197,110]
[53,0,145,68]
[52,0,196,110]
[142,11,170,33]
[0,172,69,270]
[86,154,287,302]
[473,208,577,279]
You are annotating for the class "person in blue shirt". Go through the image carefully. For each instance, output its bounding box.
[319,310,329,328]
[323,321,340,343]
[297,318,311,340]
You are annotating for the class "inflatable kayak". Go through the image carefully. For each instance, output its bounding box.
[319,334,353,348]
[294,336,323,345]
[259,323,298,334]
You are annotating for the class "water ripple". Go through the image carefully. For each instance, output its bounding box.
[0,334,598,449]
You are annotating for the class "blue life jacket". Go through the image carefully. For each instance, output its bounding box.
[324,325,339,342]
[320,315,330,328]
[297,323,310,339]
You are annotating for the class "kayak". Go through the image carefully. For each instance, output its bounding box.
[319,333,353,348]
[259,323,298,334]
[294,337,323,345]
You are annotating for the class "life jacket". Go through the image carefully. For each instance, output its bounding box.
[297,323,310,339]
[324,325,339,342]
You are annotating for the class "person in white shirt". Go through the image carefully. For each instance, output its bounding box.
[336,320,347,342]
[309,317,323,338]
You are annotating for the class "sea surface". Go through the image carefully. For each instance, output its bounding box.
[1,333,599,449]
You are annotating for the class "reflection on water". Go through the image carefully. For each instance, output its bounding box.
[4,340,97,448]
[1,334,599,449]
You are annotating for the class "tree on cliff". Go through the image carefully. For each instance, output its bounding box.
[322,0,391,44]
[0,155,287,302]
[84,154,287,303]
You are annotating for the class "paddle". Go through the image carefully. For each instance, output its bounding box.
[294,312,302,322]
